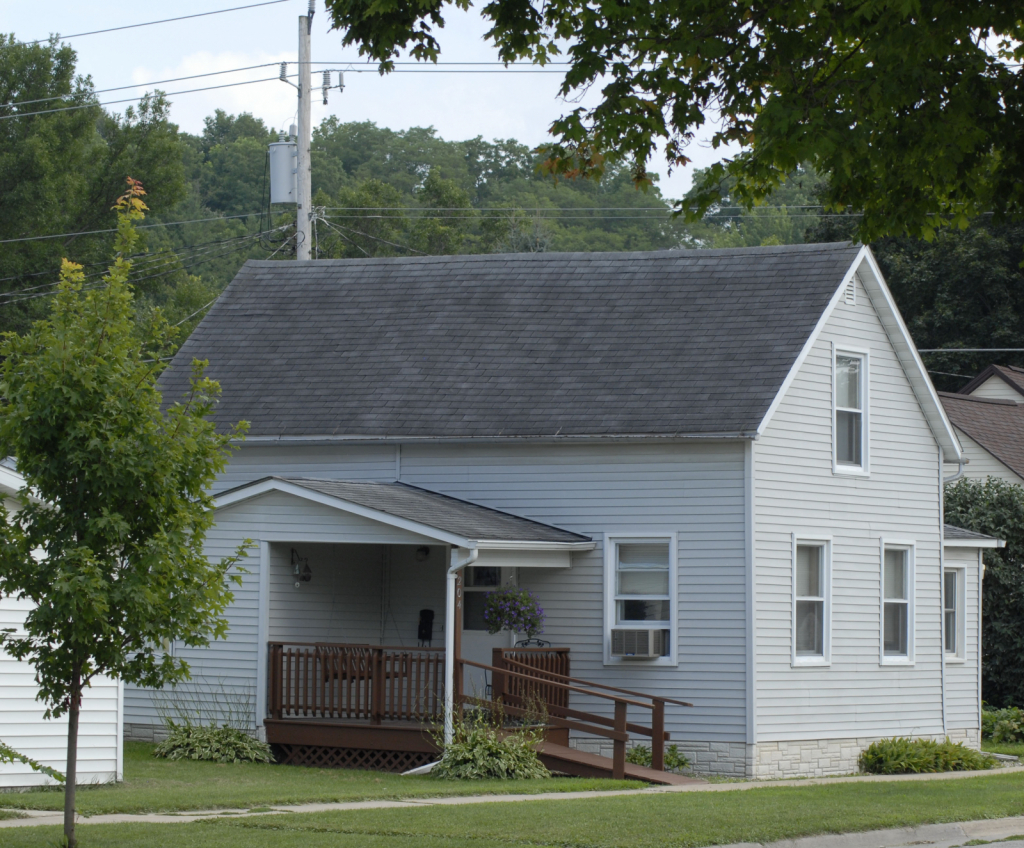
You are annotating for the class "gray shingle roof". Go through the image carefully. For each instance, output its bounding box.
[944,524,998,543]
[160,243,861,438]
[222,477,590,543]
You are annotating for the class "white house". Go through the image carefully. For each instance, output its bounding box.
[0,462,123,789]
[940,366,1024,487]
[123,243,996,780]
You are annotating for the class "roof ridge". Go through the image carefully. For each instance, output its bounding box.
[939,391,1020,407]
[243,241,859,268]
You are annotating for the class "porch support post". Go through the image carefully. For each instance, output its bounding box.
[255,540,271,739]
[445,546,478,745]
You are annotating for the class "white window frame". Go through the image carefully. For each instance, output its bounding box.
[944,566,966,663]
[880,540,915,665]
[833,344,870,476]
[791,534,832,667]
[603,533,678,666]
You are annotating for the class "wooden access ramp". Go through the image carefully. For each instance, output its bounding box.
[536,742,703,785]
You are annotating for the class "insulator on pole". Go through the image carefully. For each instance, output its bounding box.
[279,62,288,82]
[322,70,331,105]
[337,71,345,93]
[289,123,297,140]
[308,0,315,13]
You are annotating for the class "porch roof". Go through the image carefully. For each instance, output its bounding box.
[214,476,594,549]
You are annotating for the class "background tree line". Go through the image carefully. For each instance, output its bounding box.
[3,33,1023,393]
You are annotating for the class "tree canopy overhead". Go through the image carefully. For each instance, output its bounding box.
[323,0,1024,241]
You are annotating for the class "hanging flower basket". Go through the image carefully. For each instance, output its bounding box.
[482,585,544,639]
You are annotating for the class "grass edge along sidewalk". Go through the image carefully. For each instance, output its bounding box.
[4,768,1024,847]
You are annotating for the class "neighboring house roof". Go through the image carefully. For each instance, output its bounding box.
[958,364,1024,398]
[940,392,1024,480]
[161,244,863,440]
[943,524,1004,548]
[214,476,593,548]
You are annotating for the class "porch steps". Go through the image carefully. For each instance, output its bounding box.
[536,742,703,786]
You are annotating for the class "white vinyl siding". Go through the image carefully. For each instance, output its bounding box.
[126,440,748,746]
[967,376,1024,403]
[754,271,944,743]
[943,546,981,735]
[1,595,122,788]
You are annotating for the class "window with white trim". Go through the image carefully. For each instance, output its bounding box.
[835,352,866,470]
[794,542,829,662]
[944,568,964,658]
[605,536,676,663]
[882,547,912,660]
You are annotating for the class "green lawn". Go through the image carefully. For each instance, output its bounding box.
[0,742,640,816]
[983,740,1024,760]
[4,770,1024,848]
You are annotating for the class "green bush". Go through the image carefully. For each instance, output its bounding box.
[153,723,274,764]
[982,705,1024,743]
[430,709,550,780]
[859,737,998,774]
[626,744,691,773]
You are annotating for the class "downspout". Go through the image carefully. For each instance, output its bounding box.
[445,546,478,745]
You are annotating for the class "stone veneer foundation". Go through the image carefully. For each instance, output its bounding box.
[571,728,980,779]
[752,728,980,779]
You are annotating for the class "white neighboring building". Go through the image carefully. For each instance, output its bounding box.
[941,365,1024,487]
[0,461,123,789]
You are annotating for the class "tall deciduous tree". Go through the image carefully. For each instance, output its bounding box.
[0,36,186,335]
[323,0,1024,240]
[0,179,247,847]
[945,477,1024,709]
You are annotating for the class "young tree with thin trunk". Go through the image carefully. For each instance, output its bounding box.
[0,179,248,847]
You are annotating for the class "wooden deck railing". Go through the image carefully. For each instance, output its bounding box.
[268,641,692,779]
[268,642,444,723]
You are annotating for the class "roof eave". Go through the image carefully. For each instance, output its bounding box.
[234,431,761,446]
[213,477,591,549]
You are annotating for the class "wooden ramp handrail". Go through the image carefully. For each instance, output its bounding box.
[459,658,651,709]
[498,655,694,708]
[458,656,685,777]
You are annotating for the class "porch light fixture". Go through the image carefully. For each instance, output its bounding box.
[291,548,311,587]
[415,546,431,562]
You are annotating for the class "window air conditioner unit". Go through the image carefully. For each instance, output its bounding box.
[610,628,666,659]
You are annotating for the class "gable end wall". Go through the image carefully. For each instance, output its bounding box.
[753,272,951,774]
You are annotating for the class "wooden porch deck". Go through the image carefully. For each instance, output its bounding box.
[265,642,695,782]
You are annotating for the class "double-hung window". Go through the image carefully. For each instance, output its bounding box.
[835,351,868,472]
[605,536,676,663]
[882,546,913,662]
[944,568,964,659]
[793,541,829,664]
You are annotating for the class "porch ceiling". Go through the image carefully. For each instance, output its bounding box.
[214,476,594,550]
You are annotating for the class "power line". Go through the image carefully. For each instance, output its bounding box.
[0,213,263,245]
[0,75,290,121]
[24,0,291,45]
[3,63,281,110]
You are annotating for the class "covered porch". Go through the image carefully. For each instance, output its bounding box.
[215,476,695,782]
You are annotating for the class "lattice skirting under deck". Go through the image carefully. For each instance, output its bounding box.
[273,744,435,773]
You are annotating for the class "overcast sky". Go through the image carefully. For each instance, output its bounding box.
[6,0,740,200]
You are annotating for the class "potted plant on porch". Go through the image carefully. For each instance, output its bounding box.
[482,585,546,646]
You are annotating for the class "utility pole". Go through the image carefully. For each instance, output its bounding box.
[296,0,314,260]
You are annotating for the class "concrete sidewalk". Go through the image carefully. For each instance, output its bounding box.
[0,765,1021,832]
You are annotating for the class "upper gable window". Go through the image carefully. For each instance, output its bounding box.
[834,350,868,473]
